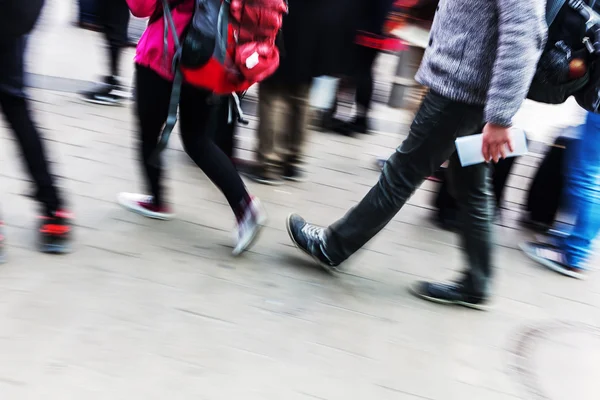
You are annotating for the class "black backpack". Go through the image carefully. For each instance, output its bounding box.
[527,0,600,110]
[0,0,45,37]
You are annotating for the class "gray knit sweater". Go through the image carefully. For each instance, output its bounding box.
[415,0,547,127]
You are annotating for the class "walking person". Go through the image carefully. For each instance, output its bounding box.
[322,0,398,136]
[521,111,600,280]
[119,0,266,256]
[244,0,322,185]
[0,1,73,261]
[286,0,546,309]
[81,0,131,105]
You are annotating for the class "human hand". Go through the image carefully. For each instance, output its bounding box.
[482,123,514,163]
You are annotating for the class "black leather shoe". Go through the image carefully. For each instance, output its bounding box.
[286,213,340,273]
[409,281,489,310]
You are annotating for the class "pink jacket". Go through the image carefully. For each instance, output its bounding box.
[126,0,194,81]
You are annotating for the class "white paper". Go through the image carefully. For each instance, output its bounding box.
[455,128,528,167]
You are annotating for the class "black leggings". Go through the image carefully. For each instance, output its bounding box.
[0,92,62,216]
[99,0,130,78]
[135,65,249,214]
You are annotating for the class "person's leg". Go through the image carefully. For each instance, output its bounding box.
[0,37,72,253]
[101,0,130,80]
[354,45,379,127]
[0,92,62,216]
[282,82,310,180]
[445,150,494,295]
[178,84,265,255]
[252,80,283,184]
[119,66,172,214]
[560,112,600,269]
[179,85,250,211]
[210,96,235,159]
[322,92,485,264]
[83,0,130,104]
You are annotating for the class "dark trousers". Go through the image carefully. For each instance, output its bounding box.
[0,93,62,216]
[354,45,379,113]
[135,66,249,213]
[325,91,494,295]
[99,0,130,78]
[257,80,310,171]
[0,37,62,216]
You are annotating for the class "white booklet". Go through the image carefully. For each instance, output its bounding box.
[455,128,528,167]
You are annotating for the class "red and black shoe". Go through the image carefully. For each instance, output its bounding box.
[38,210,73,254]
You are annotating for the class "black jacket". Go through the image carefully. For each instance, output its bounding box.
[268,0,363,84]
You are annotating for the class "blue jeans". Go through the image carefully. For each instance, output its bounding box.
[559,111,600,269]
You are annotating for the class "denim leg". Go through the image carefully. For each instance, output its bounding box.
[560,112,600,269]
[446,151,494,294]
[325,92,486,265]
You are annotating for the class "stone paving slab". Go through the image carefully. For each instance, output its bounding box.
[1,88,599,400]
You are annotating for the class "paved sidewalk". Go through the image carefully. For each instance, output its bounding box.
[0,1,597,399]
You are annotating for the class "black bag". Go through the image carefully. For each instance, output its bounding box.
[527,0,597,105]
[0,0,45,37]
[433,157,517,229]
[526,135,577,228]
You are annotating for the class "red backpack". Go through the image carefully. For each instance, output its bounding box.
[152,0,288,162]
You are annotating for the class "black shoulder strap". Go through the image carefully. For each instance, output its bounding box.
[547,0,568,26]
[149,0,187,24]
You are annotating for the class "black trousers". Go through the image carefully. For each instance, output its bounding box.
[135,65,249,213]
[0,93,62,216]
[0,37,62,216]
[99,0,130,78]
[325,91,494,295]
[354,45,379,113]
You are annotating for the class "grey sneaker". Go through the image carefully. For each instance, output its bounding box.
[233,197,267,256]
[520,241,585,280]
[286,213,339,273]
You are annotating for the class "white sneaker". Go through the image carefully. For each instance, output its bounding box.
[117,193,174,220]
[232,197,267,256]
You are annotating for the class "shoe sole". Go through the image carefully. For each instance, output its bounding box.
[519,242,585,280]
[285,214,339,275]
[408,284,489,311]
[118,196,174,221]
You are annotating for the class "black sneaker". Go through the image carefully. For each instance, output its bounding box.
[38,210,73,254]
[81,76,126,106]
[286,213,339,273]
[0,220,5,264]
[323,117,354,137]
[283,164,307,182]
[242,165,284,186]
[409,281,489,310]
[351,116,369,134]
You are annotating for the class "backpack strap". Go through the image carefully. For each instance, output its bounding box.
[215,0,231,64]
[547,0,568,25]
